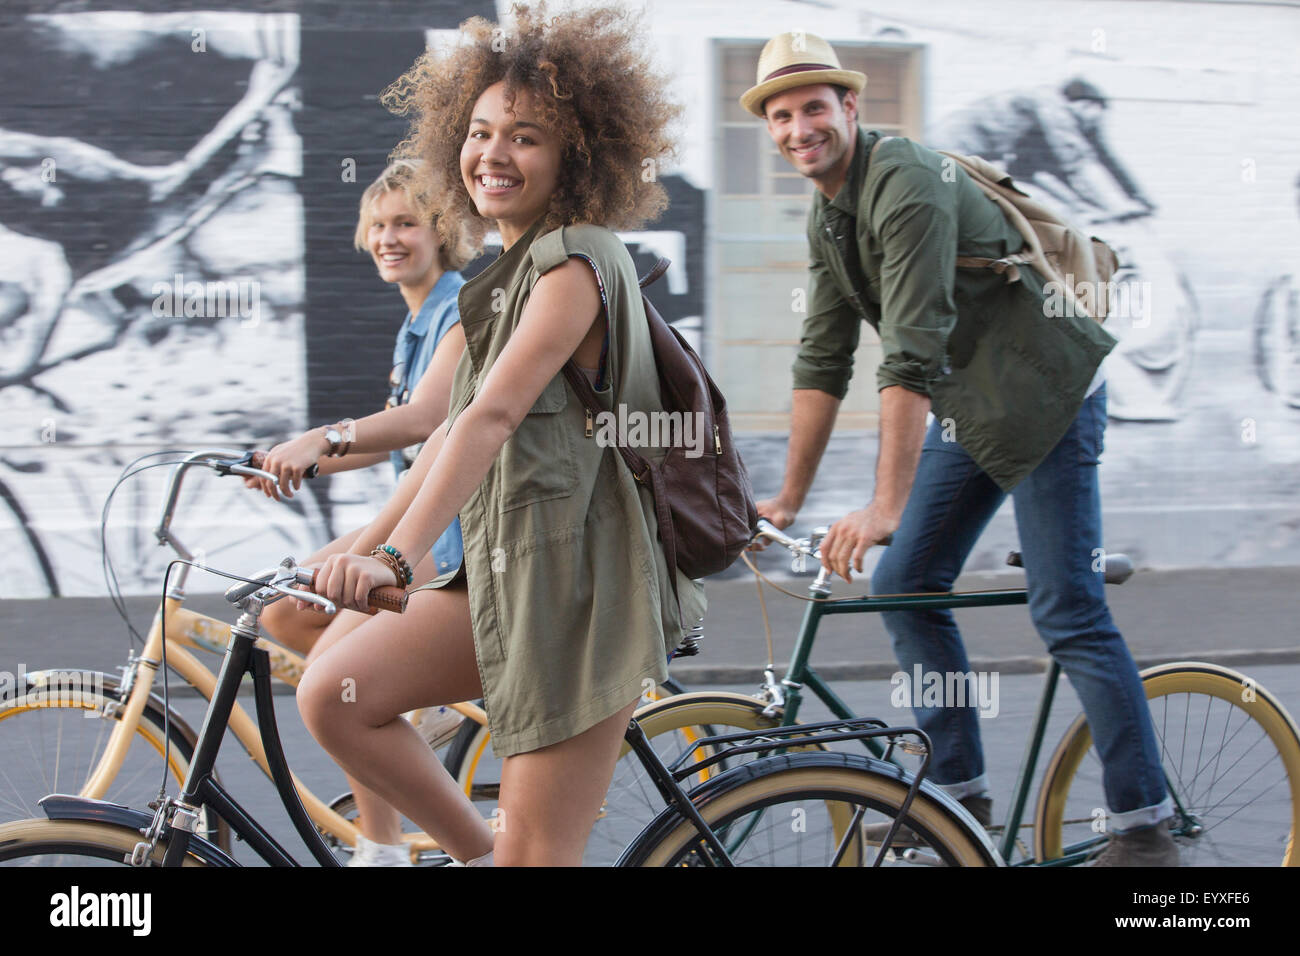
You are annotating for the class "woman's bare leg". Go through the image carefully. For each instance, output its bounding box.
[296,584,493,863]
[494,697,640,866]
[301,550,439,847]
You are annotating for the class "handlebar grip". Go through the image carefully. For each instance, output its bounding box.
[250,450,319,480]
[308,569,407,614]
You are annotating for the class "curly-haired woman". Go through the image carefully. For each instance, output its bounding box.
[296,3,702,866]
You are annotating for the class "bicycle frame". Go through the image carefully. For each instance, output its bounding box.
[77,450,488,857]
[770,582,1082,865]
[82,594,489,857]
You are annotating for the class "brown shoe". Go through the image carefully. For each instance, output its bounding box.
[863,794,993,849]
[1090,819,1181,867]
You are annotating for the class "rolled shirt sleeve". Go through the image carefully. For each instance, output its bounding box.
[868,160,959,395]
[791,243,862,400]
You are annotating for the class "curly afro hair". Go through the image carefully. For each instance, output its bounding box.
[381,3,681,254]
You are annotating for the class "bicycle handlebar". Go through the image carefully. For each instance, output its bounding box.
[249,450,319,480]
[306,568,407,615]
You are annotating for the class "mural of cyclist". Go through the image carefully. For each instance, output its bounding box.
[0,11,314,598]
[932,77,1196,421]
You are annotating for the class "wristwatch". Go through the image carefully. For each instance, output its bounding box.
[322,426,344,457]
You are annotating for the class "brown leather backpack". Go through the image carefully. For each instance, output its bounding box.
[562,257,758,598]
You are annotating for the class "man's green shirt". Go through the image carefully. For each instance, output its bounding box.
[793,126,1116,490]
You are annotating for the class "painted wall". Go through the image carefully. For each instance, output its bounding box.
[1,0,1296,596]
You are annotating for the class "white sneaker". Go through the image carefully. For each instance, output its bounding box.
[445,850,493,867]
[412,706,466,750]
[348,833,413,867]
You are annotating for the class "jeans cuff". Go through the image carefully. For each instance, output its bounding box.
[1109,795,1174,832]
[933,774,990,802]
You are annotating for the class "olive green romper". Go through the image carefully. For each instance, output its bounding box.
[413,221,706,757]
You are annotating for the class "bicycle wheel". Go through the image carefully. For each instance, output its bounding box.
[1035,662,1300,866]
[619,751,1000,867]
[441,681,702,848]
[0,670,229,850]
[583,691,801,866]
[0,818,208,866]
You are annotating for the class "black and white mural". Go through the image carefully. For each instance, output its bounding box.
[0,10,320,598]
[2,1,1296,596]
[930,79,1196,423]
[0,2,705,597]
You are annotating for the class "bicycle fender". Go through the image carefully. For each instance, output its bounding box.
[23,668,204,755]
[37,794,238,867]
[616,750,1004,867]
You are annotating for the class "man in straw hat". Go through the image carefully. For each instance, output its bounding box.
[746,31,1177,866]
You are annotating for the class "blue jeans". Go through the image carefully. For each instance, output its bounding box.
[871,386,1172,830]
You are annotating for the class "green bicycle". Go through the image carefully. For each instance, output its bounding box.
[632,520,1300,866]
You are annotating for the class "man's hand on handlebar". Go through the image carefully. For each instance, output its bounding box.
[820,505,897,584]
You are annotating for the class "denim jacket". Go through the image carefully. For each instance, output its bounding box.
[794,127,1116,490]
[390,269,466,574]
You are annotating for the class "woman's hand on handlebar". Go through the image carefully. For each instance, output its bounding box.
[247,432,329,500]
[307,553,399,615]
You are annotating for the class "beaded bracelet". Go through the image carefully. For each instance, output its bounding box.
[370,549,403,587]
[371,544,413,586]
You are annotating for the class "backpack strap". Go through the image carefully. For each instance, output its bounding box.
[955,252,1034,282]
[560,256,691,632]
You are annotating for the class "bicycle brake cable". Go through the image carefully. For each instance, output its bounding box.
[154,558,318,809]
[100,452,190,649]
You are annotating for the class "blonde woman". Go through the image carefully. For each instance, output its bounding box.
[297,3,701,866]
[250,159,474,865]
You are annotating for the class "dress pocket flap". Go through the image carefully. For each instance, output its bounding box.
[528,375,568,414]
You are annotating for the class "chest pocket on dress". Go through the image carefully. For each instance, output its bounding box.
[498,375,579,512]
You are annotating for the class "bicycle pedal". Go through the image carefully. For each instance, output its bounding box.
[470,784,500,801]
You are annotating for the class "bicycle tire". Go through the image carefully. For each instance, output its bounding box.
[441,675,692,793]
[0,671,230,851]
[441,690,792,865]
[1034,662,1300,866]
[0,818,209,867]
[618,751,1001,867]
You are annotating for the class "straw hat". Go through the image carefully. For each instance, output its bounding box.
[740,32,867,118]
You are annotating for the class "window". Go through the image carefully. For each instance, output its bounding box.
[712,41,923,430]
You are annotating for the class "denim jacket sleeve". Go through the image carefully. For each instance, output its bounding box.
[791,223,862,400]
[866,157,959,395]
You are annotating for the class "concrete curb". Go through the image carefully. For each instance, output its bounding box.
[666,646,1300,686]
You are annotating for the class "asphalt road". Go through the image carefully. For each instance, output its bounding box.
[0,565,1297,868]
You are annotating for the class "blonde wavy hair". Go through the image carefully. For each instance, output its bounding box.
[353,158,477,271]
[380,2,680,253]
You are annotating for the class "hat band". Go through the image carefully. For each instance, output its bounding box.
[762,62,840,82]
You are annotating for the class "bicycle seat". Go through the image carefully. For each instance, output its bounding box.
[1006,550,1133,584]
